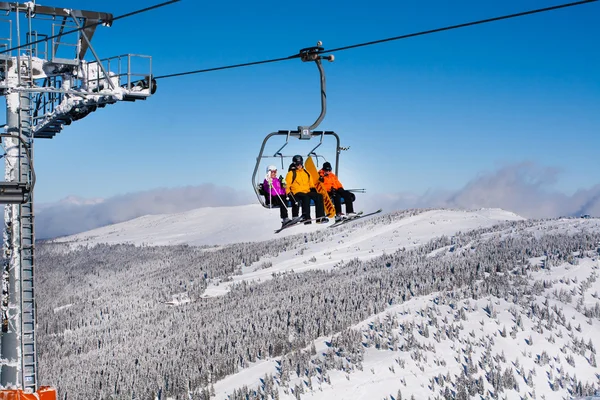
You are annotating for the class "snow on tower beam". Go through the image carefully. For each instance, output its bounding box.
[0,2,112,20]
[18,57,154,137]
[0,2,113,61]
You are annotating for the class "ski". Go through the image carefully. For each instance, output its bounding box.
[274,216,330,233]
[328,211,364,228]
[274,216,304,233]
[329,209,383,228]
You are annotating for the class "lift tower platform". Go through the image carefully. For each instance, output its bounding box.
[0,3,156,398]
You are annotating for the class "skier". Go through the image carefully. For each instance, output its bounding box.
[285,155,328,224]
[318,161,357,222]
[263,165,291,226]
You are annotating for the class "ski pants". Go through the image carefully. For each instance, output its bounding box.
[293,190,325,219]
[330,188,355,215]
[268,194,289,219]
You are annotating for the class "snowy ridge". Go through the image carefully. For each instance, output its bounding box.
[51,204,523,247]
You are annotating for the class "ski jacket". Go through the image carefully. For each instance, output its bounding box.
[285,167,314,195]
[318,170,343,192]
[263,176,286,197]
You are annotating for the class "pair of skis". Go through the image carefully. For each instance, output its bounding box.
[328,208,383,228]
[274,215,327,233]
[274,209,383,233]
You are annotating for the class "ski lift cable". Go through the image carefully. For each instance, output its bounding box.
[0,0,181,55]
[154,0,597,80]
[325,0,597,53]
[154,55,300,80]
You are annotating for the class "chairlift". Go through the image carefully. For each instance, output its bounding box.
[252,42,345,208]
[0,134,35,204]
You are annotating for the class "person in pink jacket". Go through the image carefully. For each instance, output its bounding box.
[263,165,291,225]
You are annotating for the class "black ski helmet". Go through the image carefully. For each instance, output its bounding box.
[292,155,303,166]
[322,162,332,172]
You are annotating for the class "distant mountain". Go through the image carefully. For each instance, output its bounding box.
[36,195,105,210]
[35,207,600,399]
[35,185,254,239]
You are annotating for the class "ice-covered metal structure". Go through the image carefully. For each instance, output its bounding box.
[0,2,156,397]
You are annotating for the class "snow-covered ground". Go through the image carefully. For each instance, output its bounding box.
[48,204,600,399]
[213,251,600,400]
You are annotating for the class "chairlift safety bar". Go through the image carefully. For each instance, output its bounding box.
[252,130,340,208]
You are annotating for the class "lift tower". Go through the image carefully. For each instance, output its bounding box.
[0,3,156,397]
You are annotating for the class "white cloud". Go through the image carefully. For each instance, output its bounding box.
[362,162,600,219]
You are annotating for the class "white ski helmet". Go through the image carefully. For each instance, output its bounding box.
[266,165,278,173]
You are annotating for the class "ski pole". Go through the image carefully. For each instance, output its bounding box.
[275,191,292,213]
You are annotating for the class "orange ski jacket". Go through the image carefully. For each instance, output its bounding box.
[318,170,343,192]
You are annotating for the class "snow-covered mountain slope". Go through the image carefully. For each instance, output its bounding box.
[216,255,600,400]
[51,204,523,247]
[36,207,600,399]
[209,216,600,400]
[201,207,524,297]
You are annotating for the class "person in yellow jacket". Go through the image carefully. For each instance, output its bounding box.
[318,161,357,222]
[285,155,328,224]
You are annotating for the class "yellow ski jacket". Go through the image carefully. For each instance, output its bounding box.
[285,167,314,195]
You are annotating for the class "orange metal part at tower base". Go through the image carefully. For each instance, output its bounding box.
[0,387,57,400]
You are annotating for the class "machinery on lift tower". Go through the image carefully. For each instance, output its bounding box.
[0,3,157,398]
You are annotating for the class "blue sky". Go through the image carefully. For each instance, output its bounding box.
[3,0,599,206]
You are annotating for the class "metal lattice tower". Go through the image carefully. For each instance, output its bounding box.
[0,3,156,396]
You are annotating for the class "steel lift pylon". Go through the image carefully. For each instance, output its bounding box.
[0,3,157,398]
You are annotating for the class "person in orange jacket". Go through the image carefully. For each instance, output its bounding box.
[285,155,328,224]
[318,161,357,222]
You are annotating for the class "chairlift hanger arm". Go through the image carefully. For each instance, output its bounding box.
[298,42,334,134]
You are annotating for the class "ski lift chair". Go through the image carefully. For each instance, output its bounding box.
[254,130,341,209]
[253,42,346,210]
